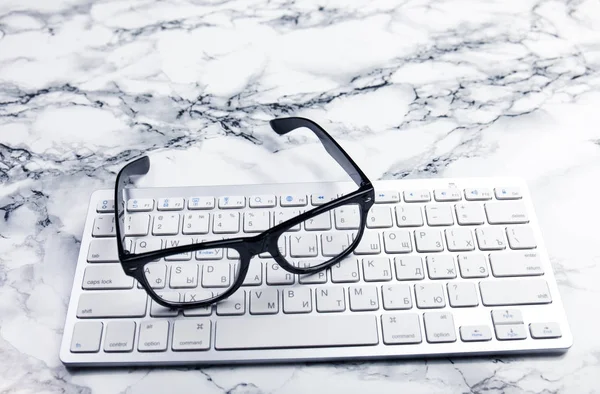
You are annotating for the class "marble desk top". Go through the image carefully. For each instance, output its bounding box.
[1,0,600,392]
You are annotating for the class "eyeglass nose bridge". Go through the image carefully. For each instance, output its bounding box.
[241,233,272,258]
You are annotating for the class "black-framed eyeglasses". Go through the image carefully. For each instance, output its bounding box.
[114,117,374,309]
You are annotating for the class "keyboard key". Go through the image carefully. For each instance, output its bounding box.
[455,203,485,225]
[447,282,479,307]
[183,290,216,314]
[283,287,312,313]
[460,326,492,342]
[202,263,230,288]
[362,258,392,282]
[304,212,332,231]
[381,284,412,310]
[134,238,162,254]
[124,214,150,236]
[382,231,412,254]
[395,256,425,280]
[250,288,279,314]
[138,263,167,289]
[485,202,529,224]
[76,291,147,318]
[216,291,246,316]
[195,241,224,260]
[334,205,361,229]
[529,322,562,339]
[188,196,215,210]
[458,254,488,278]
[415,283,446,309]
[298,263,327,284]
[479,279,552,306]
[166,240,193,262]
[426,255,456,279]
[491,309,523,325]
[366,206,393,228]
[70,322,103,353]
[151,292,179,317]
[494,324,527,340]
[218,196,245,209]
[311,193,337,206]
[464,188,492,201]
[403,190,431,202]
[495,187,522,200]
[280,194,308,207]
[96,199,115,213]
[127,199,155,212]
[434,189,461,202]
[182,213,210,235]
[104,321,136,352]
[213,212,240,234]
[215,315,377,350]
[170,264,198,288]
[374,191,400,204]
[153,214,180,235]
[273,210,301,231]
[424,312,456,343]
[381,313,421,344]
[316,287,346,312]
[425,205,454,226]
[249,195,276,208]
[266,263,295,285]
[489,251,544,277]
[506,225,537,249]
[92,215,116,237]
[87,239,119,263]
[182,307,213,318]
[475,227,506,250]
[157,198,184,211]
[414,229,444,252]
[172,320,211,351]
[349,286,379,311]
[244,211,271,233]
[445,228,475,251]
[395,205,423,227]
[330,259,360,283]
[180,305,212,321]
[354,232,381,255]
[242,260,263,286]
[290,234,318,257]
[321,233,350,257]
[138,320,169,351]
[83,265,134,290]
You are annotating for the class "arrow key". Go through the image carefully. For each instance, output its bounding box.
[495,324,527,340]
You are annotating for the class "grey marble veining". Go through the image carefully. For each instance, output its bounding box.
[1,0,600,392]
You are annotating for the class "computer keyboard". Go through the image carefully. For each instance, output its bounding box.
[59,178,572,367]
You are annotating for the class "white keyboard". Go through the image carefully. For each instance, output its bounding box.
[59,178,572,367]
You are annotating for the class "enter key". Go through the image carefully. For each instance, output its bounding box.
[489,251,544,277]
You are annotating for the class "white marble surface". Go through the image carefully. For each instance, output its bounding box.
[1,0,600,392]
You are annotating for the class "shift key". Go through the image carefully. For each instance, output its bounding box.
[77,292,147,318]
[480,279,552,306]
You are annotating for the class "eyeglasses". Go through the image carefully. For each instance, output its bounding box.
[114,117,374,309]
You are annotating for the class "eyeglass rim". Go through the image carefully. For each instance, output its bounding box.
[114,117,374,308]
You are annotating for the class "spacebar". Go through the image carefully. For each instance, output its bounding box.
[215,315,379,350]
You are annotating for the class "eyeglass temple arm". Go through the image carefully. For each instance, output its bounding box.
[269,117,371,187]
